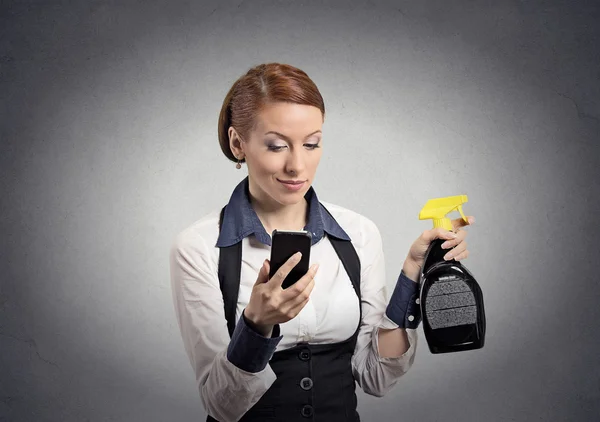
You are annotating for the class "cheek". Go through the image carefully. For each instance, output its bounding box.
[309,153,322,171]
[248,153,283,175]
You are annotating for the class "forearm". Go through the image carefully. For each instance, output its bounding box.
[200,349,277,422]
[200,311,283,421]
[377,326,410,357]
[378,259,421,358]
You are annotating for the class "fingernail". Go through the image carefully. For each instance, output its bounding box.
[450,233,458,238]
[295,252,302,259]
[441,241,450,249]
[443,252,452,260]
[313,263,320,272]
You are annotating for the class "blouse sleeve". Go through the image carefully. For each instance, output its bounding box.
[350,216,419,397]
[169,229,280,422]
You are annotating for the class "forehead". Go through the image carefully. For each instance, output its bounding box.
[254,102,323,133]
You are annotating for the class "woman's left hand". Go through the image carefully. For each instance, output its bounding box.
[406,215,475,270]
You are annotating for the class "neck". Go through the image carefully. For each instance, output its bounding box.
[248,177,308,234]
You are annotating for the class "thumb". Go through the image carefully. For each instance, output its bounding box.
[254,259,270,286]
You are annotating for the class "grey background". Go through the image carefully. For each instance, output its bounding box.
[1,0,599,421]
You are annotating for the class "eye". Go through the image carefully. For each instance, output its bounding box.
[266,142,321,152]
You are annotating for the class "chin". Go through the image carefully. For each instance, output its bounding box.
[271,181,310,205]
[274,192,305,206]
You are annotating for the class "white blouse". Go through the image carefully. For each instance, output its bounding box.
[169,200,418,422]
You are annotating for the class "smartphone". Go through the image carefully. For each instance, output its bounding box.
[269,229,312,289]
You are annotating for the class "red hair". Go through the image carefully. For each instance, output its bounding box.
[218,63,326,163]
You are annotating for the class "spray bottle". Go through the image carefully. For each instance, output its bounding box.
[418,195,486,353]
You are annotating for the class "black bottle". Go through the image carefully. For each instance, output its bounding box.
[419,238,486,354]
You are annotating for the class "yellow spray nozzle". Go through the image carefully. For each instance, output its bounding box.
[419,195,469,231]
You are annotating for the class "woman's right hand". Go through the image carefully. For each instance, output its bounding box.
[243,252,319,337]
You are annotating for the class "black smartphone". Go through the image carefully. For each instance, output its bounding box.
[269,229,312,289]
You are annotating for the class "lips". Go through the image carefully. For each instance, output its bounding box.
[278,179,305,185]
[277,179,306,192]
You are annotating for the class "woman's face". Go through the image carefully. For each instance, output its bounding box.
[230,102,323,208]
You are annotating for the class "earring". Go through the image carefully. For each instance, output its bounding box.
[236,158,242,169]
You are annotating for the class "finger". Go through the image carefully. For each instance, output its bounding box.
[440,229,467,249]
[281,263,318,300]
[443,241,467,260]
[450,249,470,261]
[289,295,312,319]
[451,215,475,232]
[283,274,316,311]
[268,252,302,288]
[254,259,270,285]
[282,284,314,319]
[281,263,319,301]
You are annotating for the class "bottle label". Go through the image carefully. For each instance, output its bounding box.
[425,275,477,329]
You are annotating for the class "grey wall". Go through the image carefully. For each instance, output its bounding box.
[1,0,599,421]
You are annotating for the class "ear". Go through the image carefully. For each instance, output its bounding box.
[228,127,244,159]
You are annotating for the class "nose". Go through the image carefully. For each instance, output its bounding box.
[285,148,305,176]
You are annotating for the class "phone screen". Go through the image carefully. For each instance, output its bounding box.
[269,230,312,289]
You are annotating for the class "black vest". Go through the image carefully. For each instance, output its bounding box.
[206,206,362,422]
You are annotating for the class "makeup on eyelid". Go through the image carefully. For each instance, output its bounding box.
[265,142,321,151]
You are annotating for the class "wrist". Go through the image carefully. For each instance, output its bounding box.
[402,259,421,283]
[242,309,273,337]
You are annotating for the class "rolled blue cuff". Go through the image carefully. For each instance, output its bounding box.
[385,269,422,329]
[226,309,283,373]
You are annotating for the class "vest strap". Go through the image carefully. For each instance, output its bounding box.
[218,207,243,338]
[217,204,361,339]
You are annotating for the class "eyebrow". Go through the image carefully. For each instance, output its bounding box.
[264,130,322,141]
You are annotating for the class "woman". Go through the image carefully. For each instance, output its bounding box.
[170,63,474,422]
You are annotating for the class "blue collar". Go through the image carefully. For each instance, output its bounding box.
[215,176,351,247]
